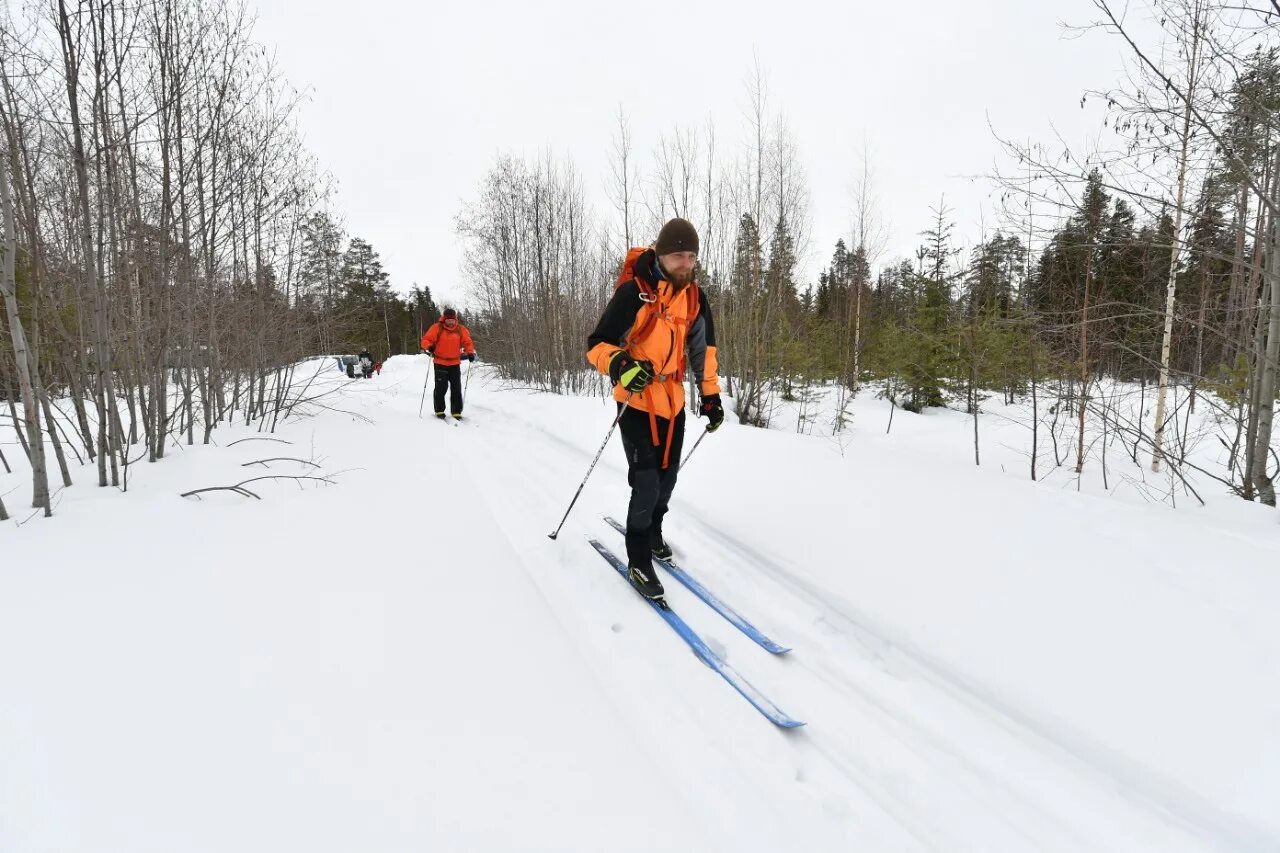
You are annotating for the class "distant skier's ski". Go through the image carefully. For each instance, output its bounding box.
[588,539,804,729]
[603,517,790,655]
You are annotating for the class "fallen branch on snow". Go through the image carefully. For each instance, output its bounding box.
[240,457,321,469]
[227,437,294,447]
[180,474,335,501]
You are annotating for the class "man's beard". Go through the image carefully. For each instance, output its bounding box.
[666,266,694,288]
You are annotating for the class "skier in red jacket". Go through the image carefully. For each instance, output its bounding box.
[419,308,476,419]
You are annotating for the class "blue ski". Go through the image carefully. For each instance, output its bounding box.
[588,539,804,729]
[603,517,791,655]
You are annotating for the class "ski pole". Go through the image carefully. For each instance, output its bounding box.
[679,426,709,471]
[417,357,432,418]
[547,393,633,541]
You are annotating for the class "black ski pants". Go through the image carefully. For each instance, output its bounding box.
[434,363,463,415]
[618,405,685,568]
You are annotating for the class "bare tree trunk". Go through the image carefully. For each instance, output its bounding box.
[885,378,897,434]
[852,276,863,393]
[1151,0,1205,472]
[0,139,50,513]
[39,381,73,488]
[1134,376,1146,464]
[1250,146,1280,506]
[972,360,980,466]
[1030,337,1038,481]
[8,393,29,458]
[1226,179,1250,361]
[1190,259,1208,415]
[1051,382,1064,468]
[1101,392,1111,491]
[57,0,120,488]
[1243,272,1270,500]
[610,106,634,250]
[1076,249,1095,475]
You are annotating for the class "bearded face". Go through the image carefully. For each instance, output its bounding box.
[659,250,697,288]
[666,267,694,287]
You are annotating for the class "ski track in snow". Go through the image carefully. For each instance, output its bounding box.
[5,357,1278,852]
[444,390,1188,849]
[680,513,1268,851]
[439,372,1272,851]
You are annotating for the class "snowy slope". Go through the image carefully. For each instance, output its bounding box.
[3,355,1279,852]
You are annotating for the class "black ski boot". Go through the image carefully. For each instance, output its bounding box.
[650,533,673,561]
[627,561,666,604]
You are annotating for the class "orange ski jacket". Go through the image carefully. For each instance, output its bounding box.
[421,319,475,366]
[587,248,720,466]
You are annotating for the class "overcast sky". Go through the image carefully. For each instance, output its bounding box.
[251,0,1139,308]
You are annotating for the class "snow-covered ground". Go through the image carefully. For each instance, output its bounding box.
[3,355,1279,851]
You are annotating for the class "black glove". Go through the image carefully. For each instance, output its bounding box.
[466,352,476,362]
[426,347,435,357]
[609,351,654,393]
[700,394,724,432]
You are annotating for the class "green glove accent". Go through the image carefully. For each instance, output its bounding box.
[609,351,654,393]
[700,393,725,431]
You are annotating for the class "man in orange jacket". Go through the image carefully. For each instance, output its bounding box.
[586,218,724,602]
[420,308,476,419]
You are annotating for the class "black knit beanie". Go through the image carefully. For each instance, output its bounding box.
[655,218,699,255]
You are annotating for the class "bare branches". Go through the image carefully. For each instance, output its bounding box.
[240,457,319,469]
[455,152,607,395]
[1091,0,1280,220]
[226,437,294,447]
[0,0,394,515]
[179,473,335,501]
[608,106,636,251]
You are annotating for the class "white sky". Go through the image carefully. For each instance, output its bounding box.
[251,0,1138,308]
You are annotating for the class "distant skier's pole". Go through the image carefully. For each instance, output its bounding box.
[547,393,633,541]
[417,358,432,418]
[679,427,709,472]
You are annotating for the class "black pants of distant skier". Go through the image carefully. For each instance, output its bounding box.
[361,366,373,378]
[618,405,685,568]
[433,363,463,415]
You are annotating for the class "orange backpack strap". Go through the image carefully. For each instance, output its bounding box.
[670,283,700,376]
[627,294,659,349]
[617,247,660,350]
